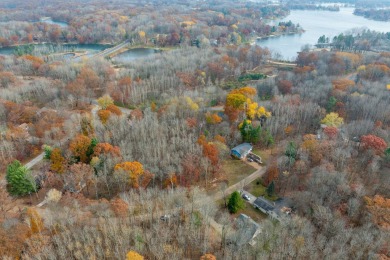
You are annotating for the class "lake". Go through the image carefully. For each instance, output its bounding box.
[40,18,68,28]
[112,48,162,63]
[257,7,390,60]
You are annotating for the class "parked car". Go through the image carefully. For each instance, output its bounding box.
[160,214,171,221]
[242,194,251,201]
[247,158,254,162]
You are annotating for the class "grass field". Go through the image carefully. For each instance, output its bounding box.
[245,178,279,201]
[222,159,256,186]
[251,148,272,165]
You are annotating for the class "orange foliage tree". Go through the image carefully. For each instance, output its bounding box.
[332,78,355,91]
[93,143,121,157]
[69,134,92,163]
[114,161,144,188]
[163,173,178,189]
[198,136,219,167]
[364,195,390,229]
[50,148,66,174]
[110,198,129,218]
[200,254,217,260]
[214,134,226,144]
[98,109,111,124]
[263,163,279,186]
[26,208,44,233]
[205,112,222,124]
[126,251,144,260]
[106,104,122,116]
[186,117,197,128]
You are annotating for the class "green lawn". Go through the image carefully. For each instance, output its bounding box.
[222,159,256,186]
[251,148,271,165]
[216,198,267,223]
[245,178,279,201]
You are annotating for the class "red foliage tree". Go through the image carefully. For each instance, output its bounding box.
[361,135,387,153]
[324,126,339,140]
[277,80,293,95]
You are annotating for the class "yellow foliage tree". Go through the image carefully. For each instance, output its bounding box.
[138,31,146,39]
[246,98,258,119]
[226,93,246,109]
[50,148,66,174]
[126,251,144,260]
[231,86,257,98]
[257,106,271,118]
[321,112,344,127]
[185,96,199,111]
[115,161,144,188]
[26,208,43,233]
[97,94,114,109]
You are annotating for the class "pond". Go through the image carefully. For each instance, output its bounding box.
[257,7,390,60]
[112,48,162,63]
[40,18,68,28]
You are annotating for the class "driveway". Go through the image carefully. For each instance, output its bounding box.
[240,190,257,205]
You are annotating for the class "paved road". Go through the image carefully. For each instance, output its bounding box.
[268,60,297,67]
[211,167,265,202]
[25,152,45,169]
[91,40,130,59]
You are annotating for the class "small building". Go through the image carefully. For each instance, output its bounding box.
[231,143,253,159]
[227,214,261,246]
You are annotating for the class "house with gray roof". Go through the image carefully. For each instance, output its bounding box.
[230,143,253,159]
[227,214,261,246]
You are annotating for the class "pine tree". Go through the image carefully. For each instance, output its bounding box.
[6,160,37,196]
[267,181,275,197]
[228,191,245,213]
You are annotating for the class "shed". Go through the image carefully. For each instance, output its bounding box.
[231,143,253,159]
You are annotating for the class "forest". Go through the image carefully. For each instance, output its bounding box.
[0,0,389,259]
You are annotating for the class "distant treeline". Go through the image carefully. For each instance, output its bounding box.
[354,8,390,21]
[286,4,340,11]
[317,30,390,52]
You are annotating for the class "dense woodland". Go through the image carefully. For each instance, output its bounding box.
[354,8,390,21]
[0,0,389,259]
[0,0,296,47]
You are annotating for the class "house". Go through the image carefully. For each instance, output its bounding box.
[253,196,275,215]
[253,197,293,221]
[231,143,253,159]
[227,214,261,246]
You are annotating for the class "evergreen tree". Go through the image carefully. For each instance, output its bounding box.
[267,181,275,197]
[240,120,261,143]
[6,160,37,196]
[43,145,52,160]
[228,191,245,213]
[285,141,297,159]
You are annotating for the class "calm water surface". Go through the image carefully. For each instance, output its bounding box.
[257,7,390,60]
[41,19,68,28]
